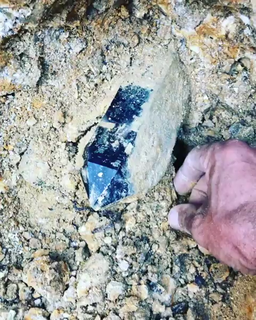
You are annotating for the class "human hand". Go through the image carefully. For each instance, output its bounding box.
[169,140,256,274]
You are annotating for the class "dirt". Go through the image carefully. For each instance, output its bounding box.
[0,0,256,319]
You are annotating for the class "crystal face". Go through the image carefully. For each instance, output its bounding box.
[81,85,151,210]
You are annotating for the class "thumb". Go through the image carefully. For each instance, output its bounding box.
[168,203,210,249]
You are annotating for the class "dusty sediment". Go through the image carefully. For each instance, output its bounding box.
[0,0,256,319]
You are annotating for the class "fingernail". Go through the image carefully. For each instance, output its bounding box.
[168,208,181,230]
[198,245,210,255]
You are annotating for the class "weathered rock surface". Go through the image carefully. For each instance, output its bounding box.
[23,256,69,309]
[78,214,109,252]
[106,281,125,301]
[77,253,110,299]
[19,142,50,186]
[76,253,110,318]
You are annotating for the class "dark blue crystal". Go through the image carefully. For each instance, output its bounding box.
[103,85,151,124]
[87,126,137,169]
[81,85,151,210]
[195,274,206,287]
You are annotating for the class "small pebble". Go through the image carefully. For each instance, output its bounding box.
[195,274,205,287]
[198,245,210,255]
[33,292,41,299]
[119,260,129,271]
[6,283,18,300]
[152,300,165,314]
[34,298,42,306]
[120,296,139,313]
[120,5,129,18]
[172,301,188,315]
[7,310,16,320]
[26,116,37,126]
[132,284,148,300]
[50,309,71,320]
[29,238,42,249]
[209,292,222,303]
[187,308,195,320]
[0,177,8,193]
[187,283,199,297]
[106,281,125,301]
[210,263,230,283]
[77,253,109,298]
[24,308,48,320]
[18,282,32,301]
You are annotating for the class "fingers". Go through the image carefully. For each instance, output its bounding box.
[174,140,256,196]
[169,204,256,275]
[189,175,208,206]
[168,204,196,234]
[169,203,211,249]
[174,144,214,195]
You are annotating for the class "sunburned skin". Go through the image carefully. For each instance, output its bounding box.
[169,140,256,274]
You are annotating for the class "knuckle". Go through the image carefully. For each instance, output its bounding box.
[244,250,256,272]
[223,139,248,150]
[218,139,250,159]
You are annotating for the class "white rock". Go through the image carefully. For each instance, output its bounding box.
[132,284,148,300]
[104,237,112,245]
[239,14,251,25]
[19,142,49,185]
[77,253,109,298]
[123,213,136,232]
[187,308,195,320]
[152,300,165,314]
[64,121,80,142]
[78,288,104,306]
[7,310,16,320]
[106,281,125,301]
[8,150,21,166]
[161,275,176,295]
[120,297,139,314]
[26,116,37,126]
[0,310,9,320]
[78,215,108,252]
[0,7,31,39]
[52,111,64,129]
[50,309,71,320]
[0,269,8,279]
[198,245,210,255]
[60,174,76,193]
[24,308,49,320]
[118,260,129,271]
[19,282,32,301]
[103,312,121,320]
[63,284,77,305]
[187,283,199,298]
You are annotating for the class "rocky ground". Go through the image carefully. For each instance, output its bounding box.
[0,0,256,319]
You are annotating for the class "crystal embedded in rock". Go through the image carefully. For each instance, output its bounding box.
[81,85,151,210]
[81,49,189,210]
